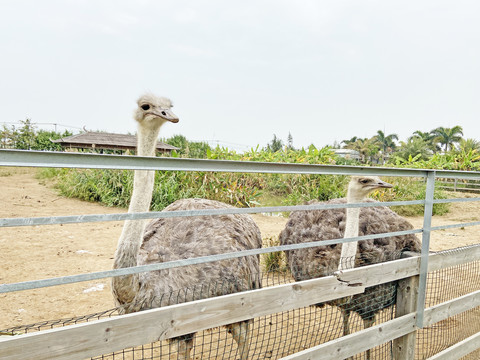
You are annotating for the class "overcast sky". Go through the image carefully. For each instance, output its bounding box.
[1,1,479,151]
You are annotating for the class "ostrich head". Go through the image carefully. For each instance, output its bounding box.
[134,93,179,127]
[347,176,393,202]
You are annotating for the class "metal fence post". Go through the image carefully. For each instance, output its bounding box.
[416,170,436,328]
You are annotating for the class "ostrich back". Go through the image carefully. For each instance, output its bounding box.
[279,198,421,281]
[130,198,262,312]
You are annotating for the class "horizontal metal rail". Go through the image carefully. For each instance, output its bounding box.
[0,200,425,227]
[0,149,432,177]
[2,196,479,228]
[431,221,480,232]
[2,149,480,179]
[0,228,423,294]
[432,197,480,204]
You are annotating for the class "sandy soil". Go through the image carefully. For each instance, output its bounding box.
[1,167,479,331]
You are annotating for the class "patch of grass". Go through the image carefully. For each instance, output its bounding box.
[261,236,288,273]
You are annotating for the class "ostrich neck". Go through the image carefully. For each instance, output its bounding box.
[112,123,161,305]
[338,192,362,271]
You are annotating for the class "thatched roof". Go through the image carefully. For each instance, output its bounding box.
[51,132,179,153]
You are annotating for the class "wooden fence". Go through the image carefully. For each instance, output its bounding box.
[1,246,479,360]
[1,149,480,359]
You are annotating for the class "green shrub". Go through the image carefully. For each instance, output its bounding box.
[37,144,450,217]
[372,177,449,216]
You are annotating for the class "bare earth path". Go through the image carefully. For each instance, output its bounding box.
[1,167,479,329]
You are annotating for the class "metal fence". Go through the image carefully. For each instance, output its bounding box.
[0,149,479,359]
[436,177,480,193]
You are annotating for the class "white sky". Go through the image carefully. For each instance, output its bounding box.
[1,1,479,151]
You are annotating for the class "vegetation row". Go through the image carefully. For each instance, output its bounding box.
[6,120,480,216]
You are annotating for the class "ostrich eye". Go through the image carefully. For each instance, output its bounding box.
[360,179,369,184]
[141,104,150,111]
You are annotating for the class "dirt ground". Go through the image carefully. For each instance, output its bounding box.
[1,167,479,331]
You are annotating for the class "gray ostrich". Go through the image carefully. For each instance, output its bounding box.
[112,94,262,360]
[279,176,421,358]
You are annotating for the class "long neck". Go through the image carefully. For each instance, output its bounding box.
[112,123,161,305]
[338,189,362,271]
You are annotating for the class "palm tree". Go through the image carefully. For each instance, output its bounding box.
[374,130,398,163]
[409,130,439,153]
[394,137,433,162]
[345,137,379,163]
[458,138,480,153]
[430,126,464,152]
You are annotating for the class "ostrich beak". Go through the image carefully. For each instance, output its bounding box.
[154,108,179,123]
[375,180,393,189]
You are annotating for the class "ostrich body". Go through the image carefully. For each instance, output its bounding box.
[279,176,421,358]
[112,94,262,360]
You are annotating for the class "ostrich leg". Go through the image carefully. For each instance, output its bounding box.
[170,334,194,360]
[228,320,252,360]
[363,317,376,360]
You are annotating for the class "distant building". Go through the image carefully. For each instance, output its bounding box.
[333,148,361,160]
[51,131,179,154]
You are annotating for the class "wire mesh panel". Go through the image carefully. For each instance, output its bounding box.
[416,247,480,359]
[1,261,398,359]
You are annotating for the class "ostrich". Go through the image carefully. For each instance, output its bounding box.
[279,176,421,358]
[112,94,262,360]
[338,176,393,271]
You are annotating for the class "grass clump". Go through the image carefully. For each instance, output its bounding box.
[261,237,288,273]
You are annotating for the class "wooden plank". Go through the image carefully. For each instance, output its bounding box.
[278,314,416,360]
[423,290,480,327]
[426,332,480,360]
[0,257,420,360]
[428,245,480,272]
[393,252,420,360]
[0,277,361,360]
[334,256,420,287]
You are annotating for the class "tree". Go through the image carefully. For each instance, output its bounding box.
[341,136,358,147]
[344,137,379,163]
[165,134,211,158]
[457,138,480,153]
[15,118,37,149]
[374,130,398,163]
[266,134,284,152]
[409,130,439,153]
[393,137,432,162]
[166,134,188,151]
[430,126,464,152]
[32,130,72,151]
[0,125,15,148]
[287,132,294,150]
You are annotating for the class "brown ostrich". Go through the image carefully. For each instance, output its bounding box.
[112,93,262,360]
[279,176,421,359]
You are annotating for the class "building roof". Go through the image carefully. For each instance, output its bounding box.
[333,148,361,159]
[51,132,179,152]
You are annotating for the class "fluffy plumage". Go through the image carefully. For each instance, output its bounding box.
[279,195,421,337]
[130,198,262,311]
[280,198,420,279]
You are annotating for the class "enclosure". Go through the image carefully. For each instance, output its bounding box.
[0,149,479,359]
